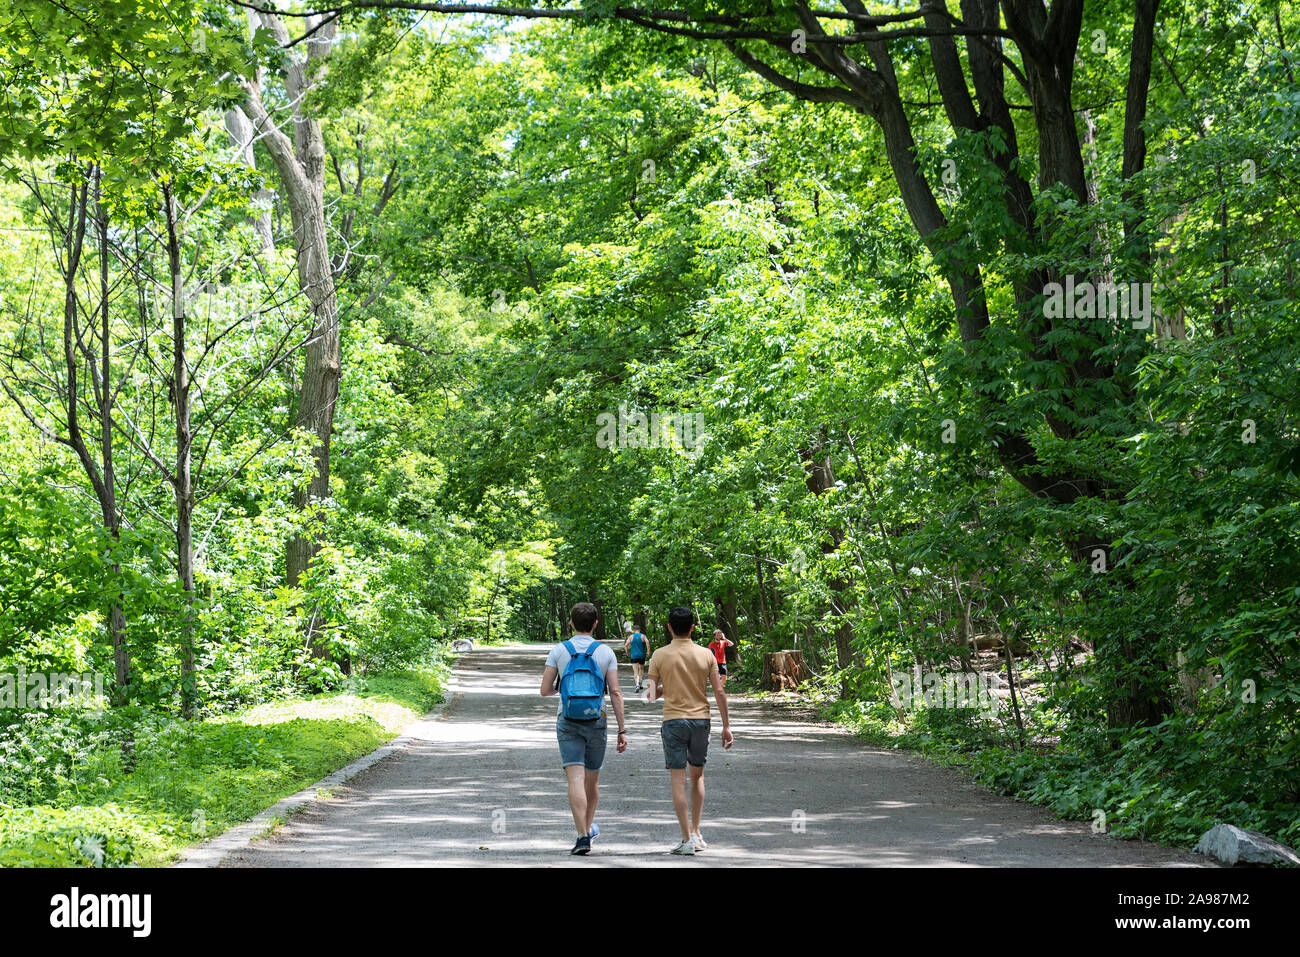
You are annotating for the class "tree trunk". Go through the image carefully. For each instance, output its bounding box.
[587,586,606,641]
[94,178,130,709]
[761,651,809,692]
[240,13,342,660]
[223,105,274,251]
[484,575,503,643]
[715,596,739,664]
[753,552,770,635]
[162,182,198,719]
[801,437,855,698]
[38,167,135,710]
[1067,534,1173,729]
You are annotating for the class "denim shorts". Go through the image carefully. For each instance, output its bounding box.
[556,714,608,771]
[661,718,710,769]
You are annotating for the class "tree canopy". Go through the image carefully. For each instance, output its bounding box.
[0,0,1297,855]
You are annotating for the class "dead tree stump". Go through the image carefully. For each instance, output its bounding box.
[761,651,809,691]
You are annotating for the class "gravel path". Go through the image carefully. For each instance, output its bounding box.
[219,641,1210,868]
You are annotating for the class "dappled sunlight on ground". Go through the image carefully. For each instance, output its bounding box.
[223,642,1209,868]
[216,695,417,733]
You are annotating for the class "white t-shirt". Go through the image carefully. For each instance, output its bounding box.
[546,636,619,717]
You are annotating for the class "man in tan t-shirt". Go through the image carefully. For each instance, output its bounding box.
[646,606,733,855]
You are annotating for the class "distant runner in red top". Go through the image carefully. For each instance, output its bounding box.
[708,629,734,684]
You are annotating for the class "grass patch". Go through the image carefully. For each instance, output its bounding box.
[0,665,448,867]
[223,667,445,734]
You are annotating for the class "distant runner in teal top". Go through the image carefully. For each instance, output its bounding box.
[622,621,649,692]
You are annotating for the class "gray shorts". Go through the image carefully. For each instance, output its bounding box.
[557,714,608,771]
[661,718,710,769]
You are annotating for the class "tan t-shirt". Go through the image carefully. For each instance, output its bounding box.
[648,638,718,720]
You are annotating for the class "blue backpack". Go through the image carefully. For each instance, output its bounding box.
[559,639,606,720]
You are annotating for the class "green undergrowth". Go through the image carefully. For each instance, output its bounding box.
[813,696,1299,856]
[0,665,447,868]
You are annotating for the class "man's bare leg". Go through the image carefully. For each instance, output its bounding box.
[688,764,705,834]
[583,769,599,835]
[565,765,588,836]
[669,768,691,841]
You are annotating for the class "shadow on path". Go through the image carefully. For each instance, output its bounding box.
[221,642,1209,868]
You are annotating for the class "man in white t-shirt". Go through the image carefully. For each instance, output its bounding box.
[540,602,626,855]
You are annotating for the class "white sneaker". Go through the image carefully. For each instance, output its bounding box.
[691,831,708,850]
[670,840,695,856]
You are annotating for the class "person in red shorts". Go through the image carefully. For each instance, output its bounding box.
[708,629,734,684]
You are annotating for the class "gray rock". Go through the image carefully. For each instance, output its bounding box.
[450,638,475,652]
[1194,824,1300,866]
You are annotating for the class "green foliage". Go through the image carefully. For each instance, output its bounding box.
[0,667,446,866]
[384,12,1300,850]
[971,704,1300,848]
[0,804,169,868]
[1,0,1298,861]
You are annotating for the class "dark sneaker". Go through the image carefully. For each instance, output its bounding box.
[571,835,592,855]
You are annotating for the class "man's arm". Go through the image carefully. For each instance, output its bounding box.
[606,667,627,752]
[708,669,734,749]
[541,664,559,697]
[645,675,661,702]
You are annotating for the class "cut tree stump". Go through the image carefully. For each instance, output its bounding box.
[761,651,809,692]
[967,633,1031,655]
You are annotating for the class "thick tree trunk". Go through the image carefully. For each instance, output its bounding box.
[1065,532,1172,729]
[1121,0,1161,257]
[742,0,1168,727]
[761,651,809,692]
[240,13,342,660]
[282,185,342,606]
[1106,649,1172,728]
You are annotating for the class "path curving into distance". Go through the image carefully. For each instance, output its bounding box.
[217,642,1210,868]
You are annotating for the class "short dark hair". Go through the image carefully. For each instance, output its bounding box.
[570,602,599,633]
[667,606,695,637]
